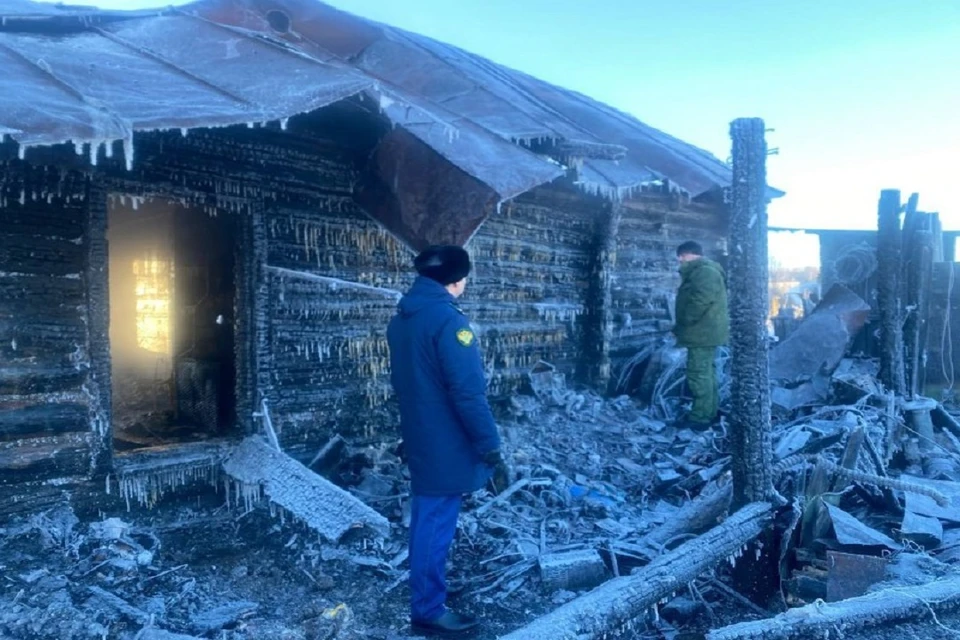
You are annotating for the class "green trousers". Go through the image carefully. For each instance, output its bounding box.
[686,346,718,425]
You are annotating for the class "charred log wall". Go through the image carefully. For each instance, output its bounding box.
[468,189,595,391]
[0,164,104,486]
[264,185,597,456]
[610,195,728,372]
[0,112,728,482]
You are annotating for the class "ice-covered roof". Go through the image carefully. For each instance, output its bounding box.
[0,0,781,201]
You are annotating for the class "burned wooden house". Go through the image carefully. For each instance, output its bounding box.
[0,0,763,515]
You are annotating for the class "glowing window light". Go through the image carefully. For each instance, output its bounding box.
[132,257,173,355]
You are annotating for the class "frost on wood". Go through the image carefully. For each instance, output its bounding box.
[727,118,774,507]
[501,502,772,640]
[538,549,608,592]
[876,189,906,395]
[706,574,960,640]
[221,437,390,542]
[108,446,229,510]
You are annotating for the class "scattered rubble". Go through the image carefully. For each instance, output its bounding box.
[5,327,960,640]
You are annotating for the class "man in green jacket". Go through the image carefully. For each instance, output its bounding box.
[673,241,729,429]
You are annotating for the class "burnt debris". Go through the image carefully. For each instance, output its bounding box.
[0,3,957,640]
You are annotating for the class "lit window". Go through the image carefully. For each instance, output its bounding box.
[132,257,173,355]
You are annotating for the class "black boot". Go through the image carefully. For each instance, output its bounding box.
[411,610,480,637]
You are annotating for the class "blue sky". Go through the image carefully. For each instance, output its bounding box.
[37,0,960,263]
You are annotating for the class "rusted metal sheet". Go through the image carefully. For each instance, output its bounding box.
[826,551,887,601]
[770,284,871,382]
[0,0,758,202]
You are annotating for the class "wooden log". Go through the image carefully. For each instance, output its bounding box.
[0,365,85,395]
[0,398,89,439]
[0,432,95,484]
[933,404,960,441]
[629,480,733,556]
[707,574,960,640]
[500,502,773,640]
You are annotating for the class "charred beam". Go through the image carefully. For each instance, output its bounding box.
[500,502,773,640]
[85,181,112,473]
[877,189,906,395]
[728,118,774,507]
[707,574,960,640]
[586,201,623,390]
[221,437,390,542]
[905,228,934,397]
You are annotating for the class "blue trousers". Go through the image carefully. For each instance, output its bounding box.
[409,494,462,622]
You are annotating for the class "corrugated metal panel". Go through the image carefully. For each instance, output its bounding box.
[0,0,778,200]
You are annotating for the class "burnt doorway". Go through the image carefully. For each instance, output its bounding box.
[107,199,238,451]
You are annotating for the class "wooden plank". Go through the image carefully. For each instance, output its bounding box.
[0,432,95,484]
[221,437,389,542]
[0,237,85,276]
[0,210,85,239]
[0,476,90,520]
[0,365,85,395]
[0,399,89,439]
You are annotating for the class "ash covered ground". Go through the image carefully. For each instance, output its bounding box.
[2,359,960,639]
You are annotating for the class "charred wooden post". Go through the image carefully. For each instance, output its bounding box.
[728,118,774,508]
[85,182,113,474]
[586,201,624,390]
[877,189,906,395]
[707,574,960,640]
[904,225,935,398]
[235,207,268,436]
[501,503,773,640]
[728,118,780,608]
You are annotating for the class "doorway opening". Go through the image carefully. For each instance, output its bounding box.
[107,199,238,451]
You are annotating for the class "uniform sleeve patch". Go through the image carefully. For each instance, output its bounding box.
[456,328,475,347]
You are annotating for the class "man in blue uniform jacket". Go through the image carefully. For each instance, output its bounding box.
[387,245,508,636]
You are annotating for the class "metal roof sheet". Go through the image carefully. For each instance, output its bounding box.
[0,0,780,200]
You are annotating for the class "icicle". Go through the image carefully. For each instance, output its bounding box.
[280,118,289,131]
[17,144,26,160]
[89,141,99,166]
[123,135,134,171]
[378,94,395,111]
[105,140,114,159]
[74,141,84,156]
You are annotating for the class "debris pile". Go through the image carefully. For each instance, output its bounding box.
[3,341,960,639]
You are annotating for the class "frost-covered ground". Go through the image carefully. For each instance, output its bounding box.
[2,376,959,639]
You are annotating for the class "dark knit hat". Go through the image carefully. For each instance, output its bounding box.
[414,245,472,285]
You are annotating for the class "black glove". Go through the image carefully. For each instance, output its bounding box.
[483,450,510,495]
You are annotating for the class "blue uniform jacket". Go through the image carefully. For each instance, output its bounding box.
[387,276,500,496]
